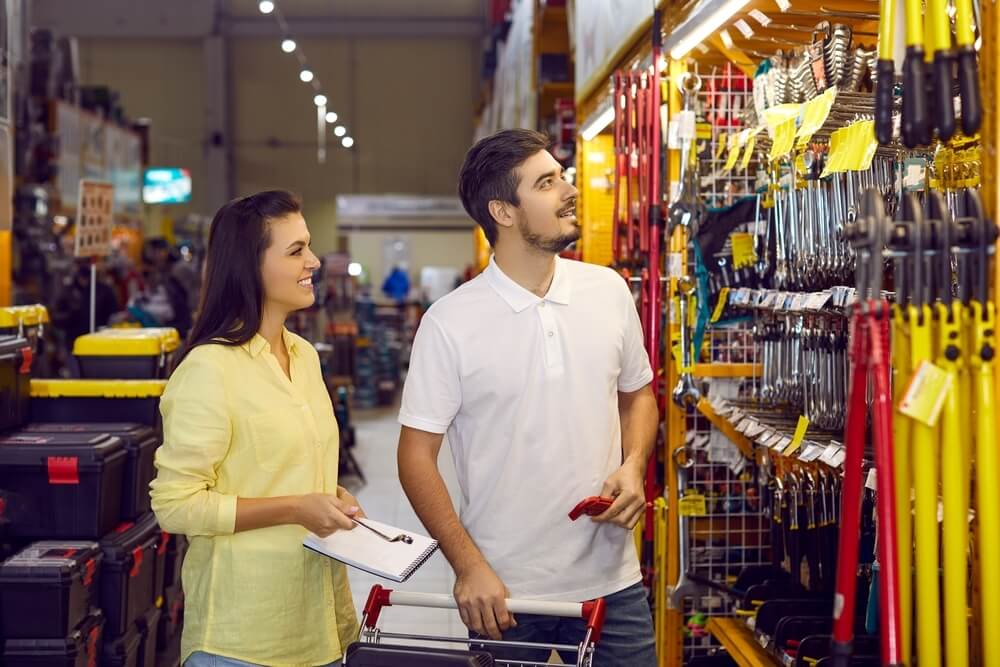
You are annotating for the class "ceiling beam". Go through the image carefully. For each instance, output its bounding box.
[221,15,484,39]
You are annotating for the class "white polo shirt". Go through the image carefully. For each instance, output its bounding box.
[398,255,653,602]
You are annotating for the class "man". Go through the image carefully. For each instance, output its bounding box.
[397,129,659,666]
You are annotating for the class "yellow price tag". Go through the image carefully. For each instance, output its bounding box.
[855,120,878,171]
[740,133,757,170]
[711,287,730,323]
[795,87,837,148]
[782,415,811,456]
[822,126,847,177]
[769,118,796,161]
[899,360,953,427]
[731,232,756,268]
[716,132,729,161]
[679,492,708,517]
[723,131,744,171]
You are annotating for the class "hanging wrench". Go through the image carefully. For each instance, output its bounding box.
[667,72,707,237]
[672,276,701,408]
[669,446,702,609]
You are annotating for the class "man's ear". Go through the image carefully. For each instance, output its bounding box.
[488,200,515,230]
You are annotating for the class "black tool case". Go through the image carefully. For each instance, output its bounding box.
[0,541,102,639]
[0,432,126,538]
[99,514,158,639]
[23,422,159,520]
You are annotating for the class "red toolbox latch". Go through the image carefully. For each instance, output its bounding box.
[158,531,171,555]
[46,457,79,485]
[83,558,96,586]
[18,347,32,374]
[130,547,144,577]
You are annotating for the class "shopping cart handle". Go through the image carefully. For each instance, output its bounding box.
[362,586,607,642]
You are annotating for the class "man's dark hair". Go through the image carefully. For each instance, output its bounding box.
[458,129,550,247]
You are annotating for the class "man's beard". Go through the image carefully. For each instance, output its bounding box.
[517,216,581,254]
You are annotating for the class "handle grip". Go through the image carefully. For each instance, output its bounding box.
[957,47,982,136]
[933,52,956,141]
[875,59,896,144]
[902,48,930,147]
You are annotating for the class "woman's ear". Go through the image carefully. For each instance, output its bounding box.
[488,199,514,230]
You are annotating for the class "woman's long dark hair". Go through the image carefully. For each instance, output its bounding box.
[173,190,301,368]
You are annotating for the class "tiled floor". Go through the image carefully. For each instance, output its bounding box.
[340,404,466,643]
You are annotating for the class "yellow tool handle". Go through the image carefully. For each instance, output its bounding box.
[926,0,952,53]
[954,0,976,47]
[892,307,914,666]
[911,306,943,667]
[937,303,968,667]
[905,0,924,47]
[878,0,897,60]
[973,302,1000,667]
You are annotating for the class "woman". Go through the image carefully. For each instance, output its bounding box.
[151,191,361,667]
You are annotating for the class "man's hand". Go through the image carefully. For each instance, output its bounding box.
[453,560,516,640]
[295,493,359,537]
[593,459,647,529]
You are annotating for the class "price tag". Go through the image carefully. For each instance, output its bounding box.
[679,492,708,517]
[731,233,757,269]
[782,416,810,456]
[677,110,697,141]
[711,288,730,322]
[741,132,758,170]
[899,360,953,427]
[769,117,796,161]
[773,436,793,452]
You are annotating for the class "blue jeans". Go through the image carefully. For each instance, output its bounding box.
[184,651,341,667]
[470,582,656,667]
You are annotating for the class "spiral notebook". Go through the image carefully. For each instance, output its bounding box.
[303,518,439,583]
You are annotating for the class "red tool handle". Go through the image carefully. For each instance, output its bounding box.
[569,496,615,520]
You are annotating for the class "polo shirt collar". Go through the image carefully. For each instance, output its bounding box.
[485,255,572,313]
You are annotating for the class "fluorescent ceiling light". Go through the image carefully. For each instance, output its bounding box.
[299,69,314,83]
[342,137,355,148]
[325,111,338,123]
[334,125,347,137]
[580,102,614,141]
[664,0,754,60]
[314,94,328,107]
[281,39,296,53]
[258,1,275,14]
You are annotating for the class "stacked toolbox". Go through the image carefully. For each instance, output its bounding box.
[0,336,33,434]
[73,328,180,380]
[0,542,105,666]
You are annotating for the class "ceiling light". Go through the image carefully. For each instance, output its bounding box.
[325,111,338,123]
[314,94,327,107]
[664,0,754,60]
[334,125,347,137]
[348,262,362,277]
[299,69,314,83]
[342,137,355,148]
[258,0,275,14]
[281,39,296,53]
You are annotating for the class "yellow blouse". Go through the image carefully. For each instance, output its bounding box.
[150,329,358,666]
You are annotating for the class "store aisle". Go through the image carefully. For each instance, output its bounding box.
[342,404,465,641]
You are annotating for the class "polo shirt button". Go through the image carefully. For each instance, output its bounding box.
[539,302,546,308]
[547,331,554,337]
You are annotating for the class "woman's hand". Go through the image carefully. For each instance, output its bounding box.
[337,486,367,519]
[295,493,360,537]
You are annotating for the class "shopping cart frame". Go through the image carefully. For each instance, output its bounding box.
[353,585,607,667]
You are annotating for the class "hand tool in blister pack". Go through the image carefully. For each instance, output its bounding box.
[357,586,607,667]
[955,191,1000,667]
[671,276,701,409]
[667,72,706,238]
[668,445,703,609]
[832,188,902,667]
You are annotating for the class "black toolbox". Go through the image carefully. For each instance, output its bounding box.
[135,606,161,667]
[157,583,184,652]
[162,533,187,590]
[0,432,126,539]
[152,529,169,605]
[73,328,179,380]
[24,423,159,520]
[29,380,166,429]
[0,335,32,434]
[0,541,102,639]
[3,607,105,667]
[100,514,158,639]
[102,622,141,667]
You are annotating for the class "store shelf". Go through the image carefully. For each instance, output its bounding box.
[696,397,754,458]
[706,617,780,667]
[693,363,761,378]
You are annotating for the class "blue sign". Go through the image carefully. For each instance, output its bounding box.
[143,167,192,204]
